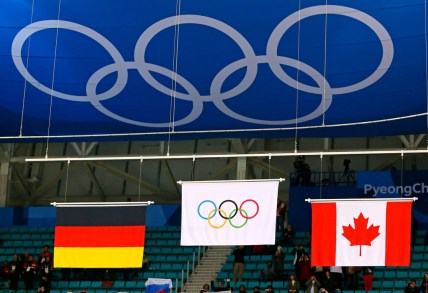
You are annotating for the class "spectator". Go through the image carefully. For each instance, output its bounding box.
[0,260,11,289]
[260,261,274,281]
[233,246,245,282]
[420,273,428,293]
[9,254,21,290]
[21,250,29,263]
[38,274,51,293]
[252,245,265,255]
[291,245,306,278]
[313,266,324,284]
[280,224,294,247]
[322,271,337,293]
[238,284,247,292]
[200,283,210,293]
[287,274,300,293]
[405,280,420,293]
[253,286,261,292]
[344,266,359,290]
[142,252,150,270]
[39,245,53,265]
[277,200,287,231]
[40,255,53,278]
[273,246,285,280]
[297,255,311,290]
[362,267,374,292]
[329,266,343,291]
[305,274,321,293]
[211,276,231,292]
[265,285,275,292]
[23,255,38,290]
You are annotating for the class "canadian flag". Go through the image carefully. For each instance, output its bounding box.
[311,200,412,266]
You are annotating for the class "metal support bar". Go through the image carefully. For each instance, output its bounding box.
[24,149,428,163]
[50,201,154,207]
[305,197,418,203]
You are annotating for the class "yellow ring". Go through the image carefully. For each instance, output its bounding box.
[207,209,227,228]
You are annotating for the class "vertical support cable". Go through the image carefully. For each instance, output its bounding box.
[167,0,182,156]
[64,160,70,203]
[425,0,428,148]
[19,0,36,137]
[319,154,323,198]
[400,152,404,197]
[45,0,63,158]
[294,0,302,153]
[322,1,328,126]
[138,158,143,202]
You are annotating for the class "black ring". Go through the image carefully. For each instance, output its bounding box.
[218,200,238,219]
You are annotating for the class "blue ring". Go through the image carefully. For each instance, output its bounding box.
[197,200,217,220]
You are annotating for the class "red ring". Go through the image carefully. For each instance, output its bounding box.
[239,199,259,219]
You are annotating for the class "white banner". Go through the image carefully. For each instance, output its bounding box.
[181,180,279,246]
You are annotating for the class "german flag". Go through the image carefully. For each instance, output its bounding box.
[54,205,146,268]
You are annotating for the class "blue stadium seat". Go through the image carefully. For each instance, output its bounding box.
[113,280,125,288]
[57,281,69,288]
[171,263,184,271]
[412,252,424,261]
[272,280,284,288]
[411,261,423,269]
[373,271,384,278]
[384,271,396,278]
[382,280,394,289]
[413,245,425,252]
[125,280,137,288]
[397,271,409,279]
[69,280,80,288]
[394,280,407,289]
[91,281,103,288]
[247,280,259,288]
[165,271,180,279]
[409,271,421,279]
[80,280,91,288]
[246,263,257,270]
[373,280,382,288]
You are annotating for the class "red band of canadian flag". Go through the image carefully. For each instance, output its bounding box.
[311,200,412,266]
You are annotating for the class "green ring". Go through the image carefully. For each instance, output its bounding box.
[228,208,248,228]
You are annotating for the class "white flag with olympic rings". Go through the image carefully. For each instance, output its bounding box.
[180,180,279,245]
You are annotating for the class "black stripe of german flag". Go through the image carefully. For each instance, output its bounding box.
[54,206,146,268]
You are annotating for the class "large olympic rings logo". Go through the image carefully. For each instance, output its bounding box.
[11,5,393,127]
[197,199,259,228]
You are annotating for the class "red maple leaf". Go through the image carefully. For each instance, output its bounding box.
[342,212,380,256]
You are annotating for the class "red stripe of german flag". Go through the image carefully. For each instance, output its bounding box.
[54,226,145,247]
[54,206,146,269]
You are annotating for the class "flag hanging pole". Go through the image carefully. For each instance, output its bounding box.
[51,201,154,207]
[305,197,418,203]
[177,178,285,184]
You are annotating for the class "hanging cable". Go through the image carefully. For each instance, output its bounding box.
[167,0,182,156]
[138,158,143,202]
[294,0,302,153]
[425,0,428,149]
[400,152,404,197]
[319,154,323,198]
[322,1,328,126]
[64,160,70,203]
[45,0,62,158]
[19,0,36,137]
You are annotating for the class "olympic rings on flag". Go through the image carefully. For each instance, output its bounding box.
[197,199,259,228]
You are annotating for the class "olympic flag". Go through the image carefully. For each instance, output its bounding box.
[181,180,279,246]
